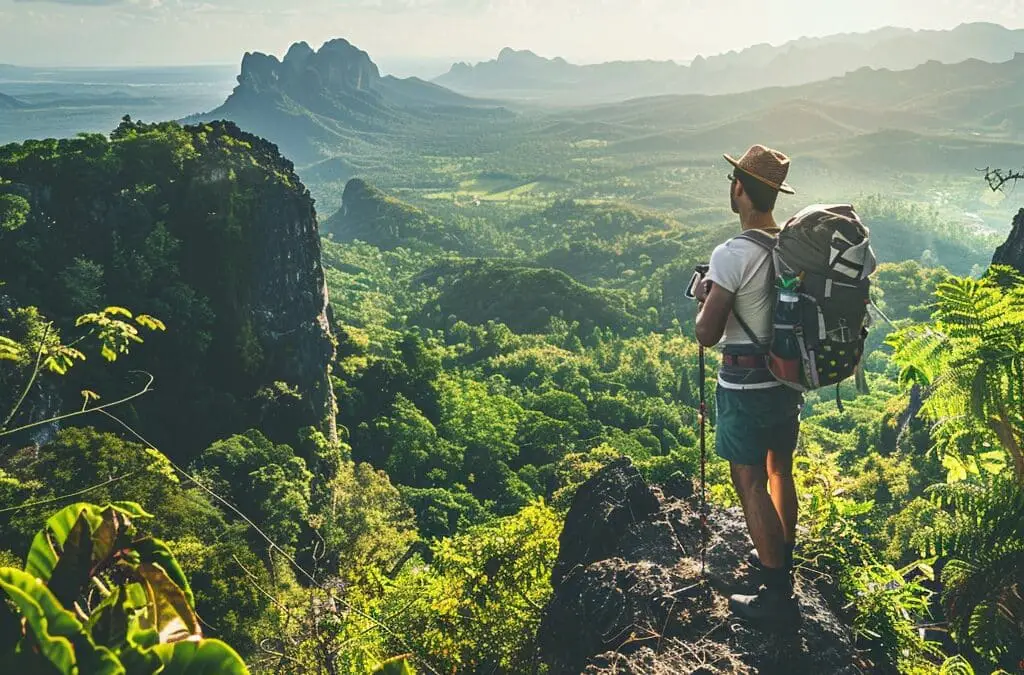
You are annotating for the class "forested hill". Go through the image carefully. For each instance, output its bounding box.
[0,118,336,456]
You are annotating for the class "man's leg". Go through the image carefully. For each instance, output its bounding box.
[766,448,797,550]
[729,460,798,620]
[730,462,786,569]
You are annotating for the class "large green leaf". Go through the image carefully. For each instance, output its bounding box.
[135,562,201,643]
[372,654,417,674]
[151,639,249,674]
[26,503,101,583]
[25,502,151,583]
[47,513,95,609]
[133,537,194,608]
[0,567,123,674]
[0,576,21,656]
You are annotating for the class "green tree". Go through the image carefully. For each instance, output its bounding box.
[191,430,312,551]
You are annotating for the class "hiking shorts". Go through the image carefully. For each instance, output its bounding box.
[714,384,804,466]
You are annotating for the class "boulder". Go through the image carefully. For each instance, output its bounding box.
[538,458,861,674]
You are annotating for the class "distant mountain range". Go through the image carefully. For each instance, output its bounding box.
[188,39,510,165]
[192,26,1024,179]
[434,22,1024,105]
[540,52,1024,174]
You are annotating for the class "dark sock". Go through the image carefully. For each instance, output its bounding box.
[762,564,792,593]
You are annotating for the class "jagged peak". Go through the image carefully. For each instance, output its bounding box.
[283,41,314,64]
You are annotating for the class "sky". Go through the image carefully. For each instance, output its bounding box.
[2,0,1024,75]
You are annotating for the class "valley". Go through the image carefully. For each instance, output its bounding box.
[0,18,1022,675]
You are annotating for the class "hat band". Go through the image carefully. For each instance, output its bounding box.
[736,164,785,191]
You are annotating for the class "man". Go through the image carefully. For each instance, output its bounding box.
[693,144,803,620]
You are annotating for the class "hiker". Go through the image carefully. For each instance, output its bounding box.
[693,144,802,620]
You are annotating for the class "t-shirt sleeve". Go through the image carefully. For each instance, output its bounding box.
[706,242,743,293]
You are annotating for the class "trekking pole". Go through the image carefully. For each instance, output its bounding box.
[698,343,708,579]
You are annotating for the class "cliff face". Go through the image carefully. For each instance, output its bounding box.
[0,119,336,455]
[992,207,1024,274]
[538,459,859,674]
[221,136,337,445]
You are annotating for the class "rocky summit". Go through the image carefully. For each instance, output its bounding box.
[993,207,1024,274]
[193,37,496,165]
[538,458,860,674]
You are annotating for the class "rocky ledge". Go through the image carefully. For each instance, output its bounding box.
[993,207,1024,275]
[537,458,861,674]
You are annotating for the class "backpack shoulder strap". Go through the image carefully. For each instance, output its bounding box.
[728,230,778,348]
[734,229,777,251]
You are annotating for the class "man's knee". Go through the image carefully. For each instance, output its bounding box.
[730,462,768,497]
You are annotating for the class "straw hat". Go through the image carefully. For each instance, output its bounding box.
[724,144,795,194]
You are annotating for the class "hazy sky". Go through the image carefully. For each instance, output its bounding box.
[2,0,1024,73]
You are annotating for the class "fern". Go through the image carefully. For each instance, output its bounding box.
[915,478,1024,668]
[886,265,1024,483]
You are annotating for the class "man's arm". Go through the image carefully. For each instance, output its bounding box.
[695,282,735,347]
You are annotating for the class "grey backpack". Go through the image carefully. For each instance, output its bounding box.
[733,204,877,405]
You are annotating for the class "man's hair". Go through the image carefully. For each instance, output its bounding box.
[735,169,779,213]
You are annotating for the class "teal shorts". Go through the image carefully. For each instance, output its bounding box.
[714,384,804,466]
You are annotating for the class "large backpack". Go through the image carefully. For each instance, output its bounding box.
[732,204,877,405]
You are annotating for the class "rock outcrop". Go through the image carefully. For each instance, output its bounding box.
[323,178,447,249]
[538,458,860,674]
[992,207,1024,274]
[193,38,493,165]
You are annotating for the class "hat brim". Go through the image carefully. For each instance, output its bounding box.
[724,153,795,194]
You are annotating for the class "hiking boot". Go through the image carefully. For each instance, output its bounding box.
[729,584,800,622]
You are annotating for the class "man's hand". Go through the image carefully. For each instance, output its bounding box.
[694,274,711,303]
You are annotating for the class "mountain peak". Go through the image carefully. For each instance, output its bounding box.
[283,41,314,65]
[232,37,382,101]
[498,47,544,62]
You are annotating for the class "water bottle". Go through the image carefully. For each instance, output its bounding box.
[769,275,803,384]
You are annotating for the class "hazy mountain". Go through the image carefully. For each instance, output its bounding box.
[191,38,509,165]
[0,92,26,109]
[437,47,681,104]
[552,54,1024,151]
[435,22,1024,105]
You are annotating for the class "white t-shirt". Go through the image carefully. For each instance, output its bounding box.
[706,235,774,347]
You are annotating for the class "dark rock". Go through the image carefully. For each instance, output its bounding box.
[550,457,660,585]
[538,458,861,674]
[992,207,1024,274]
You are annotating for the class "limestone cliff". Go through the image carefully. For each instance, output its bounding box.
[0,118,336,455]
